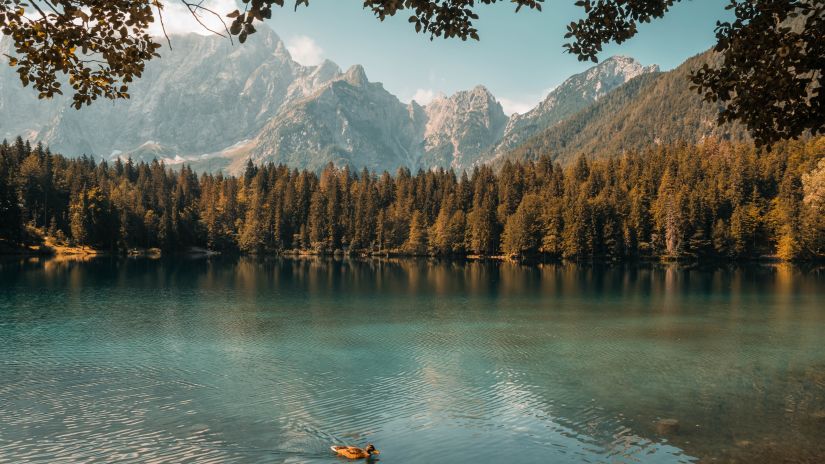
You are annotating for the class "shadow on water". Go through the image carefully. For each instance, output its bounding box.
[1,256,824,463]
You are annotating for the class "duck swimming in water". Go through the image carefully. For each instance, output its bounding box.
[330,444,379,459]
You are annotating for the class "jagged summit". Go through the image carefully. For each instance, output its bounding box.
[342,64,369,87]
[419,84,508,170]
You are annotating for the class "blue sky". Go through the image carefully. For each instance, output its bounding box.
[165,0,732,114]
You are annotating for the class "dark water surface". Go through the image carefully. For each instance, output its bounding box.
[1,257,824,463]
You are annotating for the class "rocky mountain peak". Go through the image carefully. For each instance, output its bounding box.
[578,55,660,100]
[418,85,508,170]
[273,39,290,59]
[598,55,659,75]
[470,84,493,96]
[342,64,369,87]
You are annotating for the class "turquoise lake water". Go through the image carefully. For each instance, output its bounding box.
[1,257,824,463]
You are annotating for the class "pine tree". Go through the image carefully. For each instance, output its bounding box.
[501,193,542,257]
[69,190,89,245]
[469,194,498,256]
[308,189,327,251]
[404,211,428,255]
[239,173,266,253]
[429,195,455,255]
[0,144,23,241]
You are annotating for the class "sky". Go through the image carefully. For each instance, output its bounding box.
[154,0,732,115]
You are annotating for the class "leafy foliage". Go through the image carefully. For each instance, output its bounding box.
[564,0,675,62]
[0,0,160,108]
[1,136,823,261]
[690,0,824,146]
[226,0,543,44]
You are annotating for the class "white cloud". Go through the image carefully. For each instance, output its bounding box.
[499,87,557,115]
[147,0,238,37]
[498,97,536,116]
[285,35,324,66]
[411,88,437,105]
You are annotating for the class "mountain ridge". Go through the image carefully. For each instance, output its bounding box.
[1,25,678,174]
[500,51,751,166]
[488,56,659,164]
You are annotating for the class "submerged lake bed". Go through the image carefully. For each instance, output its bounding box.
[1,257,824,463]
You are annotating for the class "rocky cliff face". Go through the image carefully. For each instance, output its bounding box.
[419,86,508,171]
[245,65,424,173]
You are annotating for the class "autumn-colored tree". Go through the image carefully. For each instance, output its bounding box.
[69,189,89,245]
[468,170,499,256]
[501,193,542,257]
[801,157,825,257]
[404,210,429,255]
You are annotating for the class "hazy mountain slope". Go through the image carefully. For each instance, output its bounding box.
[0,38,64,142]
[503,52,750,166]
[1,27,340,158]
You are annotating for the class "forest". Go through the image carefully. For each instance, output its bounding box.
[0,136,823,261]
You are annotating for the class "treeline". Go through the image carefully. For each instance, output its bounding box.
[1,136,823,261]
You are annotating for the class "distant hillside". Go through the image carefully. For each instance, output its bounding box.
[501,52,751,166]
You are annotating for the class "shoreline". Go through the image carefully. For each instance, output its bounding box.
[3,242,823,266]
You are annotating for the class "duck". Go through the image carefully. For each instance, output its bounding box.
[330,443,380,459]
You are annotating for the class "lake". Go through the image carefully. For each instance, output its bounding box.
[1,257,824,463]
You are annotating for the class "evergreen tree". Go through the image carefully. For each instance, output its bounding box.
[404,211,429,255]
[501,193,542,257]
[0,135,822,262]
[69,190,89,245]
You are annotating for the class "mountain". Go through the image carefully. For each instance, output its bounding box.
[208,56,649,174]
[241,65,425,173]
[2,26,683,174]
[419,86,508,170]
[500,52,751,166]
[2,27,513,173]
[0,28,341,160]
[489,56,658,160]
[202,68,512,174]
